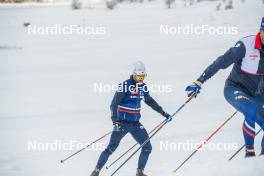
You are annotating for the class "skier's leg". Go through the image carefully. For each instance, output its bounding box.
[224,87,257,155]
[254,96,264,122]
[262,133,264,155]
[130,123,152,171]
[242,117,256,153]
[256,121,264,155]
[253,97,264,155]
[95,126,128,169]
[258,122,264,154]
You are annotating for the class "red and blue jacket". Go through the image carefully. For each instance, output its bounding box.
[110,76,165,122]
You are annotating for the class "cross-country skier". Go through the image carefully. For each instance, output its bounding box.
[186,17,264,158]
[90,61,171,176]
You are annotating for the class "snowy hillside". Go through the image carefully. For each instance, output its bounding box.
[0,0,263,176]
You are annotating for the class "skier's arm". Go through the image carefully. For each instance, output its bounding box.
[144,90,168,117]
[110,83,126,122]
[197,41,246,83]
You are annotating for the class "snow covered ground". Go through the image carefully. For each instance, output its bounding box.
[0,0,263,176]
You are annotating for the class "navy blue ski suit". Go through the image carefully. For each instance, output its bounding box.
[96,76,166,170]
[197,33,264,151]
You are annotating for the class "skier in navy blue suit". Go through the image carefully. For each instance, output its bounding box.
[186,17,264,158]
[90,61,171,176]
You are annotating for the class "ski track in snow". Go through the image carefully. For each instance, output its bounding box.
[0,0,263,176]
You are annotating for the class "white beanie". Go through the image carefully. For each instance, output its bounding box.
[132,61,146,76]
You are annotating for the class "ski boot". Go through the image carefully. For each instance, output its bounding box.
[136,169,148,176]
[245,148,256,158]
[90,167,100,176]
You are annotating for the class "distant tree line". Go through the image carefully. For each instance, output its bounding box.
[0,0,48,2]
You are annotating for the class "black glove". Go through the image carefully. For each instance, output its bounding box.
[113,120,122,131]
[113,120,122,126]
[161,111,172,122]
[162,111,171,119]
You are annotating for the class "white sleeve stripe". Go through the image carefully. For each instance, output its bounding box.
[244,121,255,132]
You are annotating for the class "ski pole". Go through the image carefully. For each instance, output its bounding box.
[110,94,196,176]
[60,131,112,163]
[228,128,263,161]
[106,119,166,169]
[172,111,238,174]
